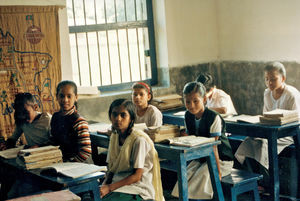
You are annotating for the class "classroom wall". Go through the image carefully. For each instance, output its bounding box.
[164,0,300,115]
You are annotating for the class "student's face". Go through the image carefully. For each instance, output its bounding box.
[57,85,78,111]
[264,70,285,91]
[132,88,151,108]
[184,92,205,117]
[110,105,132,134]
[23,103,37,123]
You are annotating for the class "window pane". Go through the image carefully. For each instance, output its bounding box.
[98,31,111,86]
[77,33,90,86]
[74,0,85,25]
[66,0,74,26]
[116,0,125,22]
[142,0,147,20]
[105,0,116,23]
[126,0,136,21]
[95,0,105,24]
[118,29,130,83]
[138,28,146,80]
[136,0,143,21]
[108,30,121,84]
[143,28,151,79]
[87,32,101,86]
[84,0,96,25]
[128,28,140,81]
[69,34,80,84]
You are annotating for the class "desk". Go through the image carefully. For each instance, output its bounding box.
[0,158,104,201]
[162,108,300,201]
[90,132,225,201]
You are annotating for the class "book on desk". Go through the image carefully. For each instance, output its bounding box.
[40,162,107,178]
[161,135,215,147]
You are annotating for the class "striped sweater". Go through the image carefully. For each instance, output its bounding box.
[50,106,92,162]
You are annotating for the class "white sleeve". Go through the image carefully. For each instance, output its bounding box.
[210,115,222,137]
[132,137,151,169]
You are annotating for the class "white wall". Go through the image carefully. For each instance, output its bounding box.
[218,0,300,61]
[163,0,219,68]
[0,0,73,80]
[160,0,300,68]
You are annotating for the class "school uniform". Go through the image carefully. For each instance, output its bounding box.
[10,112,51,146]
[135,104,163,127]
[235,84,300,169]
[103,129,164,201]
[50,106,92,163]
[207,88,237,115]
[171,108,234,199]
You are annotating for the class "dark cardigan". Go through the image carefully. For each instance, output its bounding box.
[185,108,233,161]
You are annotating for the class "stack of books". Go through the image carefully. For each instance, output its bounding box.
[19,145,63,170]
[145,124,181,143]
[259,109,299,125]
[152,94,183,111]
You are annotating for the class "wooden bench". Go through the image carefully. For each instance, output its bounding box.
[221,168,263,201]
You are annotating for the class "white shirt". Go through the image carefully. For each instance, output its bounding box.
[206,88,237,115]
[263,84,300,118]
[108,136,155,200]
[135,104,162,127]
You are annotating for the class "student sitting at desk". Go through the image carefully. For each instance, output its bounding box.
[196,73,237,116]
[132,82,162,127]
[0,92,51,200]
[50,80,92,163]
[1,92,51,150]
[100,99,164,201]
[235,61,300,188]
[171,82,234,200]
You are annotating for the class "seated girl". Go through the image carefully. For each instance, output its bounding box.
[235,62,300,187]
[100,99,164,201]
[172,82,233,200]
[196,73,237,116]
[132,82,162,127]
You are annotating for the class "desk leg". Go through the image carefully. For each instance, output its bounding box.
[206,151,225,201]
[292,127,300,198]
[268,136,279,201]
[91,180,101,201]
[177,154,188,201]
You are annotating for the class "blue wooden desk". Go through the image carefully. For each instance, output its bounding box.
[162,108,300,201]
[0,158,104,201]
[90,132,225,201]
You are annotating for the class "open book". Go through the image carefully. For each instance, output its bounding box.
[225,114,261,124]
[40,162,107,178]
[164,135,215,147]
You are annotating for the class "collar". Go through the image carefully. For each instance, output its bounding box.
[60,106,76,116]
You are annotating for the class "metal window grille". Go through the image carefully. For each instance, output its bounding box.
[67,0,157,91]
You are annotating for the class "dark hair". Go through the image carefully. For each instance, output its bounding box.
[196,73,214,92]
[132,82,153,102]
[183,81,206,98]
[264,62,286,77]
[108,99,136,131]
[56,80,78,108]
[56,80,78,96]
[13,92,36,125]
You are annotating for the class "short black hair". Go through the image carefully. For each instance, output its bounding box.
[56,80,78,96]
[183,81,206,98]
[196,73,214,92]
[13,92,36,125]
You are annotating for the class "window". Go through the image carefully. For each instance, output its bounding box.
[67,0,157,91]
